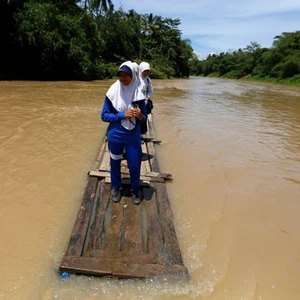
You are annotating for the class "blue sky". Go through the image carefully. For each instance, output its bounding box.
[118,0,300,59]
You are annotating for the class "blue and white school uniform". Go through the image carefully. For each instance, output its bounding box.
[101,61,147,194]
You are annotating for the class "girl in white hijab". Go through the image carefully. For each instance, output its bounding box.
[139,61,153,135]
[139,61,153,103]
[101,61,147,205]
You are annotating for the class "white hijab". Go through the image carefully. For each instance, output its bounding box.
[139,62,151,93]
[132,62,145,92]
[139,61,150,74]
[106,61,145,130]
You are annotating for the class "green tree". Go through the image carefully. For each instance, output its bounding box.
[15,0,100,79]
[0,0,195,80]
[273,31,300,51]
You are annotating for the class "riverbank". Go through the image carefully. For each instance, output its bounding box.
[205,73,300,87]
[243,74,300,87]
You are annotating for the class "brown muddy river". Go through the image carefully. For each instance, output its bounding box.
[0,78,300,300]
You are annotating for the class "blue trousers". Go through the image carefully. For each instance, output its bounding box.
[108,141,142,194]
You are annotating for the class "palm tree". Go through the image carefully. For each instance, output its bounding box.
[86,0,113,16]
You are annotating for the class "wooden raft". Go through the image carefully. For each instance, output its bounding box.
[59,114,189,279]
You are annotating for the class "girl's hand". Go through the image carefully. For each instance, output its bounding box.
[124,108,143,120]
[132,107,143,120]
[124,109,134,118]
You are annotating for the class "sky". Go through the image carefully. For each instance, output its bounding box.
[117,0,300,59]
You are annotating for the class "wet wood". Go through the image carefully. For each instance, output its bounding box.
[59,115,189,279]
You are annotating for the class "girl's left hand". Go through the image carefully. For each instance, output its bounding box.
[132,108,143,120]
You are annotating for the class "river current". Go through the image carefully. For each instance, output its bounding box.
[0,77,300,299]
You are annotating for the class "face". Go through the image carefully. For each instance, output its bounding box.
[142,70,150,77]
[118,71,132,86]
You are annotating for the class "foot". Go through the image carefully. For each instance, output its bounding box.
[131,191,142,205]
[111,189,121,203]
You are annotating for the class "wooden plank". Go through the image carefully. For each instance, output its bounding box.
[112,261,189,279]
[155,182,184,266]
[144,171,172,180]
[141,187,164,264]
[144,126,183,265]
[104,177,152,186]
[142,137,161,144]
[88,170,108,179]
[104,194,125,252]
[85,180,111,253]
[64,177,98,257]
[89,170,165,183]
[60,255,113,276]
[60,256,189,278]
[99,145,110,171]
[89,170,169,180]
[120,158,129,174]
[122,197,143,255]
[141,142,149,177]
[88,249,157,264]
[92,136,107,171]
[147,140,160,172]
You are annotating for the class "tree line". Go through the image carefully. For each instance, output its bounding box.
[0,0,193,80]
[1,0,299,84]
[189,31,300,86]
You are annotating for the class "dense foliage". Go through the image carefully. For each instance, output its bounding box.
[0,0,193,80]
[1,0,299,84]
[189,32,300,86]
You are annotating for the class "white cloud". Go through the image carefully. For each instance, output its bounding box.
[119,0,300,17]
[183,13,299,55]
[118,0,300,56]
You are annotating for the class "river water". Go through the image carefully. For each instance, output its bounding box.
[0,78,299,300]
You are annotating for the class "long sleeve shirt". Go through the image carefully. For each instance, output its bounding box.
[101,96,147,143]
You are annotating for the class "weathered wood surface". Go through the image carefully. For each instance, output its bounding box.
[59,114,189,279]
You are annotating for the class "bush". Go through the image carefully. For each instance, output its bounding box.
[222,70,244,79]
[95,62,119,79]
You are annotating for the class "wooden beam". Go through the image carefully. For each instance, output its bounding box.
[64,177,98,257]
[88,170,165,183]
[142,137,161,144]
[60,256,189,278]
